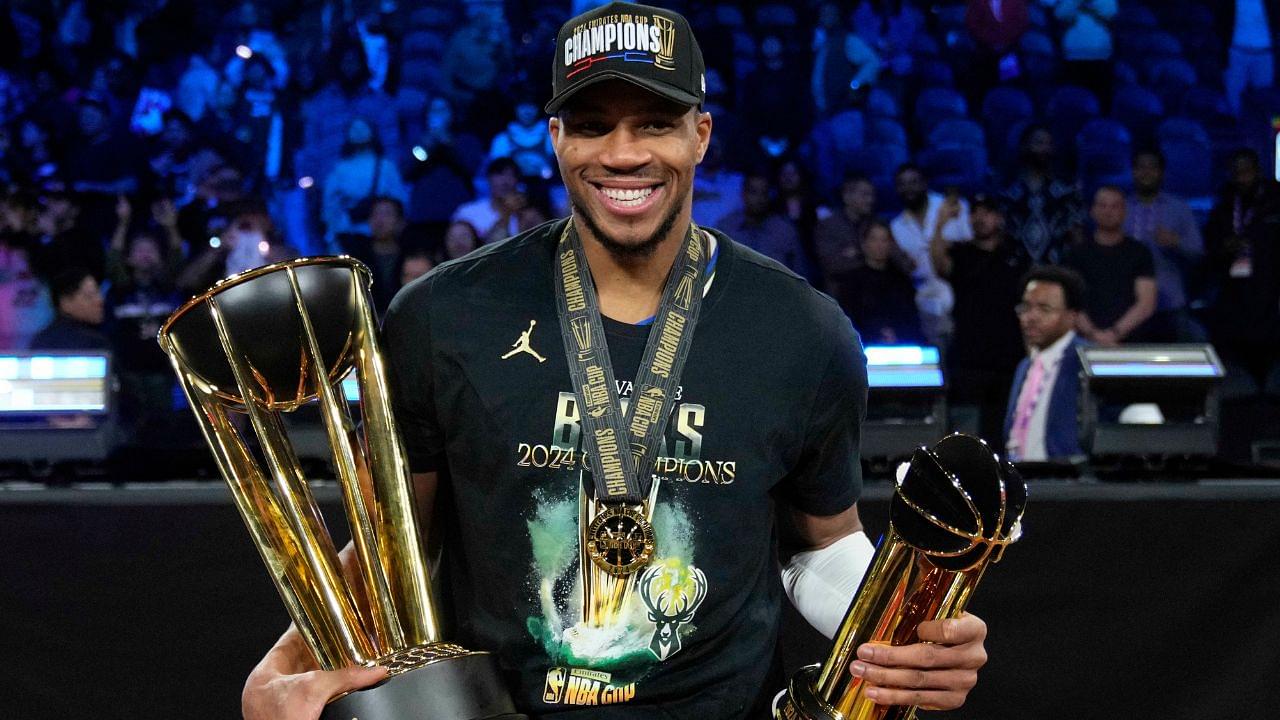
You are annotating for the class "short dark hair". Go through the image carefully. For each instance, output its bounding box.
[1132,148,1165,168]
[50,267,95,305]
[1093,184,1128,202]
[485,157,519,177]
[894,162,924,180]
[370,196,405,217]
[1020,265,1086,311]
[1018,122,1051,149]
[1231,148,1260,167]
[841,172,873,188]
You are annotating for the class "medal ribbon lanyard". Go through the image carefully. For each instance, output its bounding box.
[553,220,707,506]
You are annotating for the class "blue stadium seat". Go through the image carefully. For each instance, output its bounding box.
[914,87,968,136]
[1019,32,1059,92]
[1181,87,1232,126]
[1027,3,1049,29]
[910,34,942,58]
[828,110,867,157]
[1113,61,1140,88]
[401,59,442,92]
[983,86,1034,119]
[929,119,986,149]
[867,117,908,148]
[982,86,1034,141]
[1132,31,1184,64]
[934,5,968,30]
[1150,58,1198,108]
[754,4,797,26]
[1076,120,1133,194]
[715,5,747,27]
[1078,118,1132,147]
[918,146,988,194]
[916,58,955,88]
[1020,31,1055,57]
[1160,138,1214,199]
[408,6,456,31]
[403,30,447,60]
[1047,85,1101,149]
[1167,2,1216,35]
[1111,86,1164,147]
[1114,4,1158,32]
[847,144,910,201]
[998,118,1033,177]
[1156,117,1210,146]
[867,87,900,119]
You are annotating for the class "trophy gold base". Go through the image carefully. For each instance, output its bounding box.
[321,645,527,720]
[774,665,833,720]
[774,664,916,720]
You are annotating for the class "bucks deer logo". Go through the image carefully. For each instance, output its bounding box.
[638,560,708,661]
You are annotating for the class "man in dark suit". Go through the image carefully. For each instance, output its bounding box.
[1004,266,1088,461]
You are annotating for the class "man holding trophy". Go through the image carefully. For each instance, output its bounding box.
[239,3,990,718]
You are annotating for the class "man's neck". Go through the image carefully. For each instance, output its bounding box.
[576,215,690,325]
[1094,229,1124,246]
[1136,188,1159,203]
[843,206,865,224]
[865,256,888,270]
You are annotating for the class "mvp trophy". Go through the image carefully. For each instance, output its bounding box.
[776,434,1026,720]
[159,257,524,720]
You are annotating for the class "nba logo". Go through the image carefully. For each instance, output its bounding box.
[544,667,567,703]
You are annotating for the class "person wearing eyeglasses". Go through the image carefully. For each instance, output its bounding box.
[1003,265,1088,462]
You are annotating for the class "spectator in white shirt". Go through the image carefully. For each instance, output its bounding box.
[889,163,972,346]
[451,157,522,240]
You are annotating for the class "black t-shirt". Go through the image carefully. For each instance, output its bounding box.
[382,218,866,719]
[947,241,1028,372]
[831,263,923,345]
[1064,237,1155,331]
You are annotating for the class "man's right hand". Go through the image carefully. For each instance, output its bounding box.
[242,631,388,720]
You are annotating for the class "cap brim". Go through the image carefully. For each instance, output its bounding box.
[545,71,700,115]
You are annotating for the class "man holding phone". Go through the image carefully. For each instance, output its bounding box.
[889,164,973,346]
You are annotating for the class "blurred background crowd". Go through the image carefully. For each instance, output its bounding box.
[0,0,1278,460]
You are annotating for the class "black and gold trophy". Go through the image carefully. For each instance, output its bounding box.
[159,257,523,720]
[776,434,1026,720]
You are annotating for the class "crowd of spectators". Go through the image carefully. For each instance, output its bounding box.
[1,0,1278,454]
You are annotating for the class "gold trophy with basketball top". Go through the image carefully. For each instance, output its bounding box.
[775,434,1026,720]
[159,257,524,720]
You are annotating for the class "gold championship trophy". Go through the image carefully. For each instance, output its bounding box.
[776,434,1026,720]
[159,257,524,720]
[652,15,678,70]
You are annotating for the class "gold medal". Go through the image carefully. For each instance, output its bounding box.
[585,505,656,577]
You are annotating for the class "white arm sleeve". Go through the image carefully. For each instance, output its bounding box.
[781,531,876,639]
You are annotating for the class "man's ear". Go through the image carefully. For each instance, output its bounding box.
[548,116,561,147]
[695,111,712,164]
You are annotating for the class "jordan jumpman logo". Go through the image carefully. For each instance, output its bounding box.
[501,320,547,363]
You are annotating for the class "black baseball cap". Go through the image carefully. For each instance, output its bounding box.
[545,1,706,115]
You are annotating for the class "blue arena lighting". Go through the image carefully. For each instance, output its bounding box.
[864,345,945,388]
[1089,364,1220,377]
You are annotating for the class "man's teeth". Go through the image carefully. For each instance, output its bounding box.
[600,186,655,206]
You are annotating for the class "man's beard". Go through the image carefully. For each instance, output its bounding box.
[570,183,687,260]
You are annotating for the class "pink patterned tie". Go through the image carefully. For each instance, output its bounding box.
[1010,355,1045,460]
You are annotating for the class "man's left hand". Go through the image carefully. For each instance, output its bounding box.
[848,612,988,710]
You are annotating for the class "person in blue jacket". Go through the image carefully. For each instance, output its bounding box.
[1004,265,1088,461]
